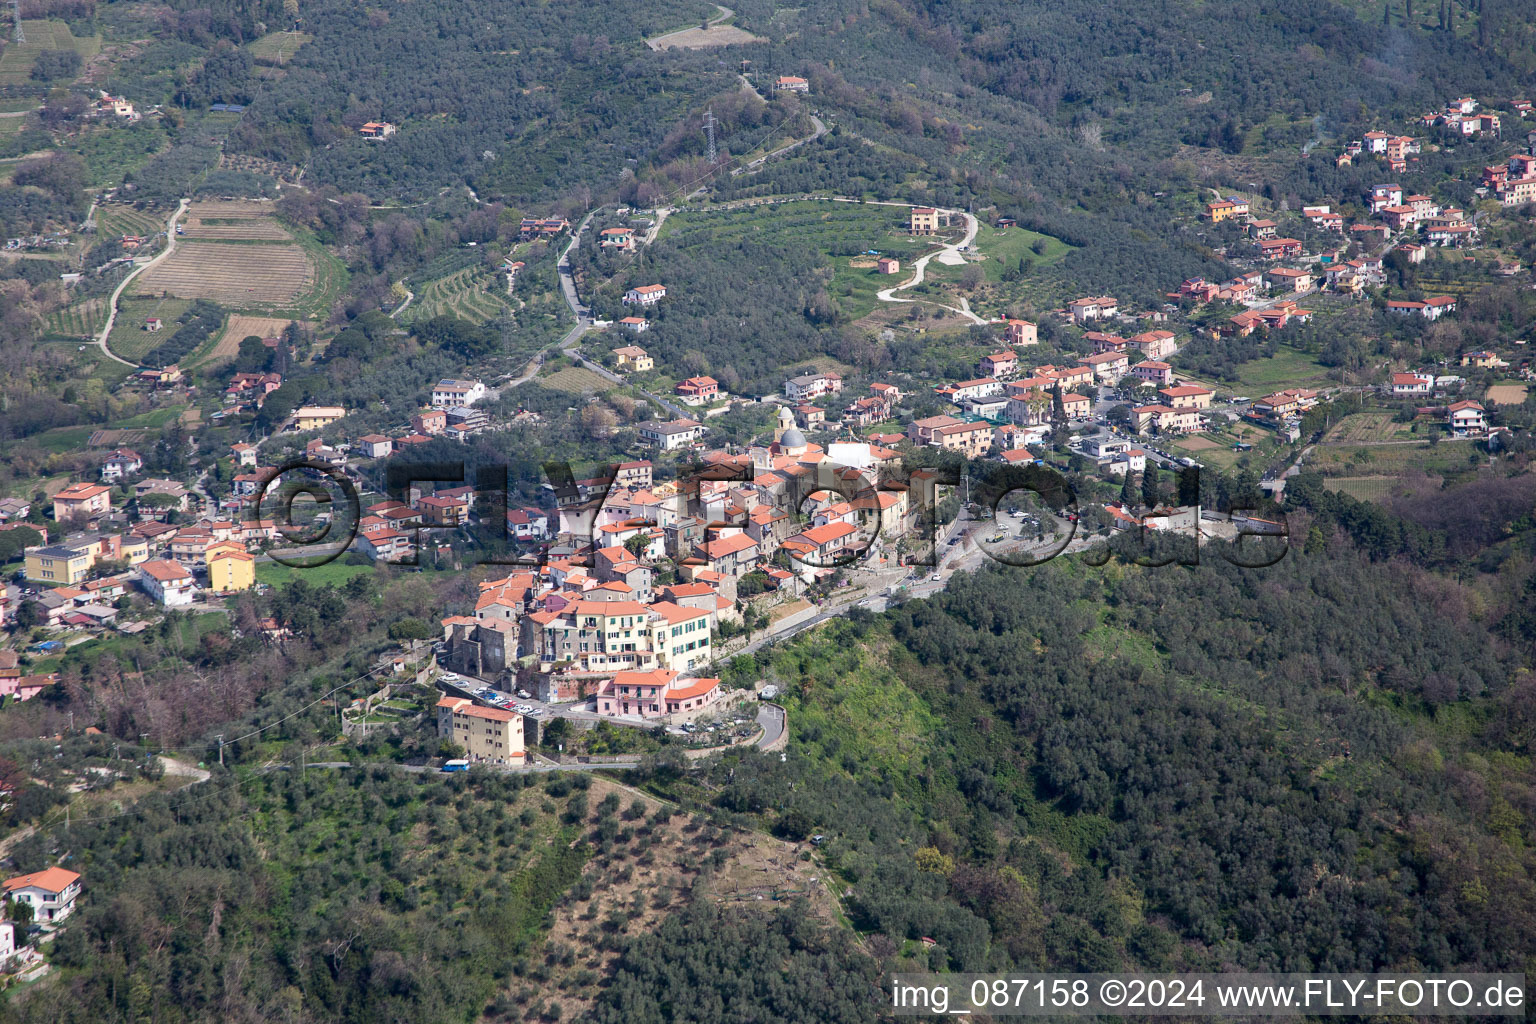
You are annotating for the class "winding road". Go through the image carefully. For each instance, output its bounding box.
[520,211,691,418]
[874,205,985,323]
[95,197,190,367]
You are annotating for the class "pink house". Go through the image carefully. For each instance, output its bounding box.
[595,670,723,718]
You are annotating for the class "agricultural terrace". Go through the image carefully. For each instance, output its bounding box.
[180,201,293,240]
[96,205,169,241]
[1486,383,1528,406]
[0,21,100,88]
[406,255,515,324]
[540,365,614,394]
[44,297,109,339]
[139,241,313,305]
[659,200,941,320]
[1321,411,1417,444]
[1323,476,1412,503]
[194,315,295,368]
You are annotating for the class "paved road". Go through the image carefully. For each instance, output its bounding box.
[542,211,691,418]
[96,197,190,367]
[875,207,984,323]
[755,702,786,749]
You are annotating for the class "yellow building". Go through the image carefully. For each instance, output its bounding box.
[1205,199,1239,223]
[292,406,346,431]
[25,545,94,585]
[206,543,256,592]
[613,345,654,372]
[910,207,942,234]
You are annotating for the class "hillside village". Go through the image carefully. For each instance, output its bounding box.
[2,0,1536,1014]
[5,90,1536,728]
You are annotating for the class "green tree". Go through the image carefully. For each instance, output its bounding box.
[1141,462,1161,509]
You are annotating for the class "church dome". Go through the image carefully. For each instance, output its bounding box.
[779,427,807,449]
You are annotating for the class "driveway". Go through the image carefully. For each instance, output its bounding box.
[96,197,190,367]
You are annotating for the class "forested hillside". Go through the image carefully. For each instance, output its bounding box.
[644,535,1536,977]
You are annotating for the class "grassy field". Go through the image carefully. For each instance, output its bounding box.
[30,404,186,454]
[43,297,110,338]
[0,20,101,88]
[1310,441,1477,477]
[967,222,1073,283]
[107,297,193,361]
[255,560,375,588]
[245,30,313,63]
[407,262,514,323]
[1224,345,1332,392]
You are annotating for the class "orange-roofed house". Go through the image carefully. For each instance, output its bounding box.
[694,531,760,577]
[596,669,678,717]
[138,559,197,606]
[613,345,653,372]
[1158,384,1214,410]
[623,284,667,306]
[3,866,81,922]
[52,483,112,522]
[1447,400,1487,436]
[910,207,941,234]
[1132,361,1173,386]
[980,351,1018,378]
[1004,319,1038,346]
[436,697,524,764]
[675,375,721,404]
[663,676,721,714]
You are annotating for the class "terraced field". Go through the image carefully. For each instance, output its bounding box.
[96,205,168,240]
[44,298,110,339]
[0,20,101,87]
[181,201,293,240]
[541,365,615,394]
[407,264,513,323]
[139,241,314,304]
[1323,476,1406,502]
